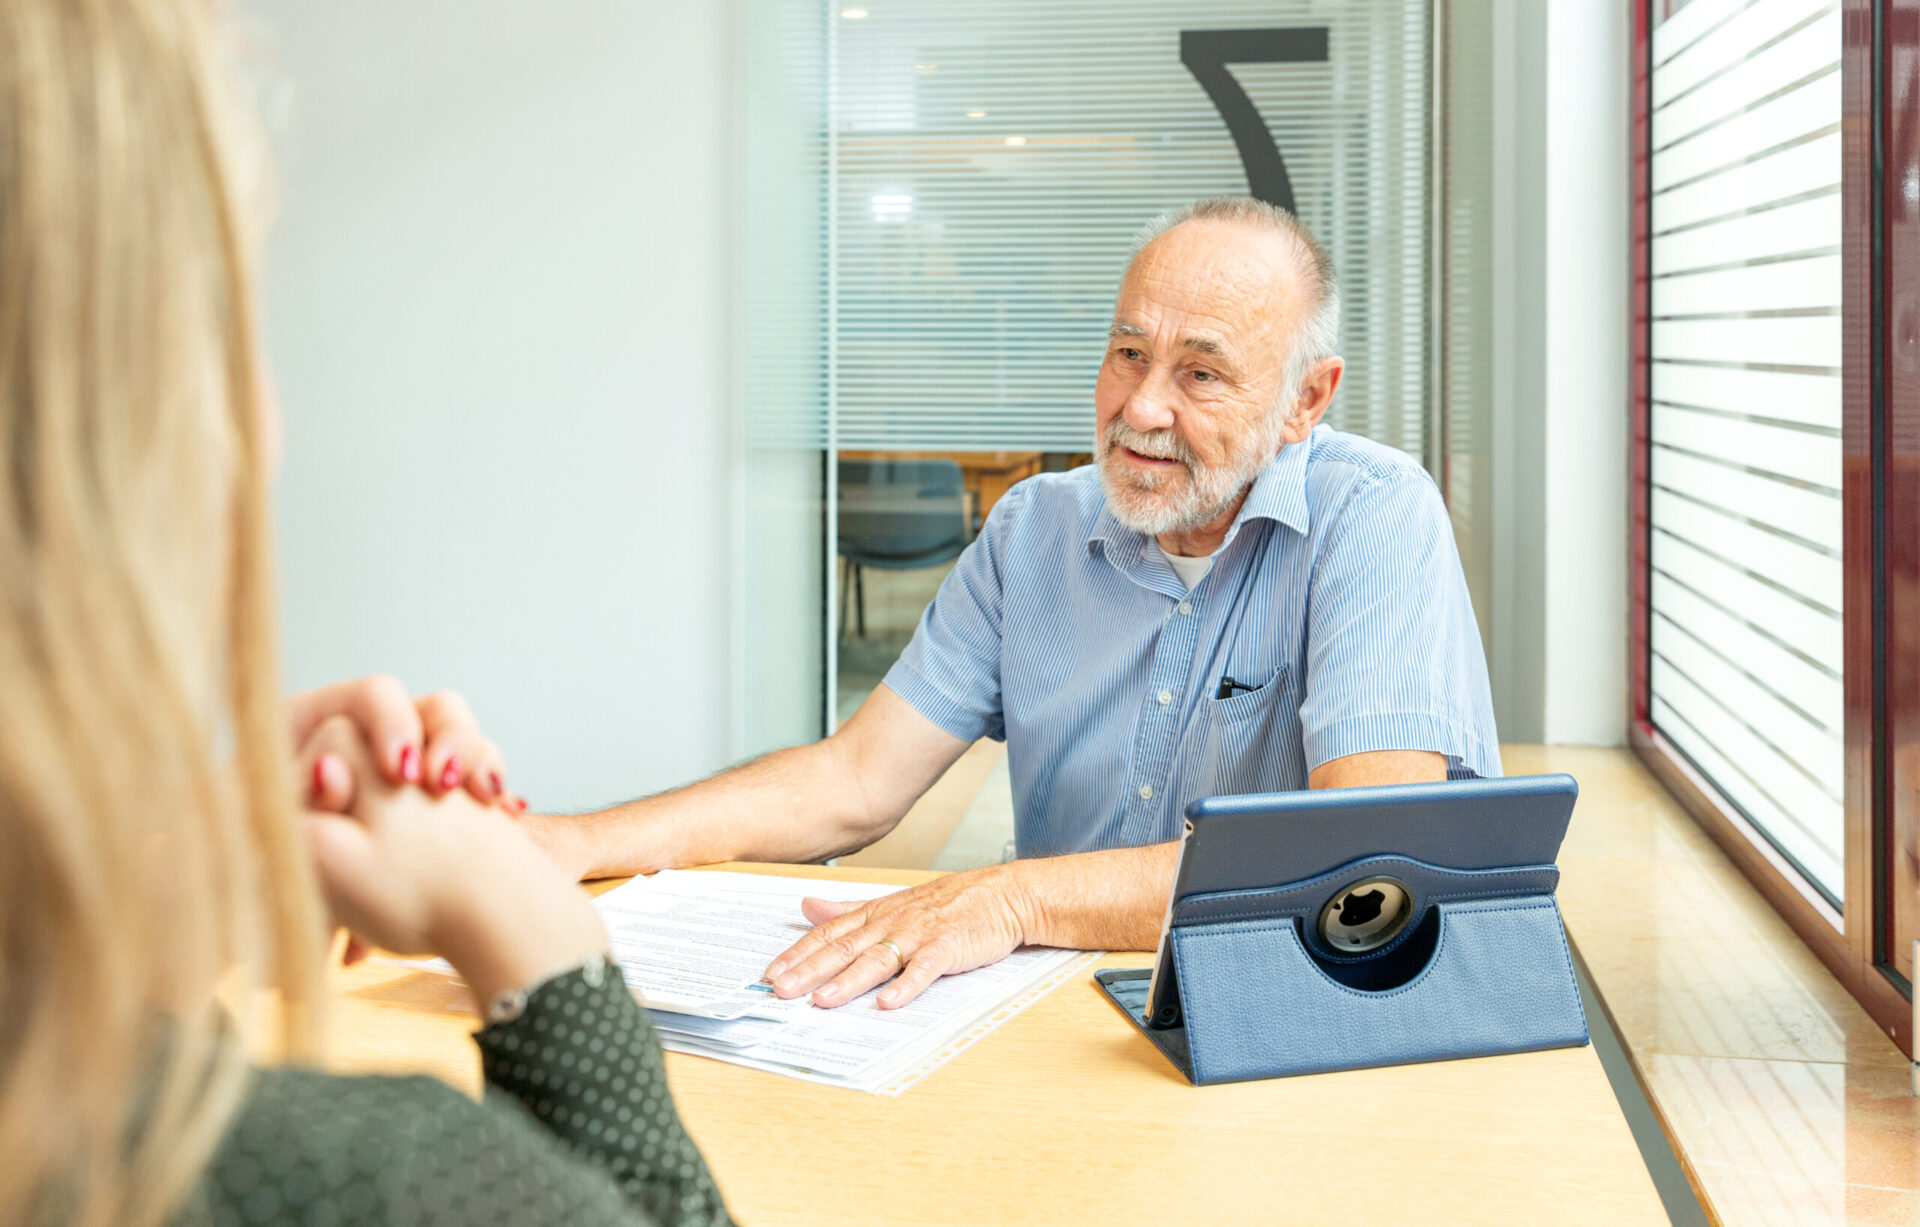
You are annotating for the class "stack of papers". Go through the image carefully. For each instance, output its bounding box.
[599,870,1094,1095]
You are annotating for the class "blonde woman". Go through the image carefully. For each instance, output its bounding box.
[0,2,729,1225]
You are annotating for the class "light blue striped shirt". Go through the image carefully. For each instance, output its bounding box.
[882,425,1501,858]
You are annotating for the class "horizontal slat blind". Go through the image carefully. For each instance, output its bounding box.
[825,0,1430,454]
[1648,0,1844,900]
[744,1,828,453]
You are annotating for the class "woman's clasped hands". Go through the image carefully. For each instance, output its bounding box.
[287,676,608,1012]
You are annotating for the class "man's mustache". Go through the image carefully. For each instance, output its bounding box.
[1105,420,1194,467]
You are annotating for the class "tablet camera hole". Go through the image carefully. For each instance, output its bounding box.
[1317,877,1411,954]
[1337,888,1386,927]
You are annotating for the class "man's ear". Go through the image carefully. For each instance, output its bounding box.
[1279,357,1345,445]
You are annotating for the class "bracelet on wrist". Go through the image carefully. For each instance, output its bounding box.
[481,951,617,1026]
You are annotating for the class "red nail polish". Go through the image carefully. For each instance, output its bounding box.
[510,795,529,814]
[310,757,327,803]
[489,771,504,797]
[398,744,419,783]
[441,757,463,791]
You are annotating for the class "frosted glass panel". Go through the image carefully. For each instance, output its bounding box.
[823,0,1432,454]
[741,0,829,751]
[1648,0,1843,902]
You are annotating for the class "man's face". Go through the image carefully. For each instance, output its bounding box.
[1094,220,1307,537]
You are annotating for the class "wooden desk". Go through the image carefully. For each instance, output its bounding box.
[326,863,1666,1226]
[839,450,1053,527]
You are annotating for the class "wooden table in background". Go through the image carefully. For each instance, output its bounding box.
[326,863,1666,1226]
[840,450,1048,528]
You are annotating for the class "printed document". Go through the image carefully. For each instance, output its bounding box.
[599,870,1094,1094]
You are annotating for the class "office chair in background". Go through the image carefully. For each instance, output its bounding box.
[836,457,969,640]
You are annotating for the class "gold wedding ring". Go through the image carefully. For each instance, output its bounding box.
[874,938,904,968]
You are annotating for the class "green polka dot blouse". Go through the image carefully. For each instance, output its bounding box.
[172,960,732,1226]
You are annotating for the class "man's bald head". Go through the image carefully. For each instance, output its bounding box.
[1125,197,1341,409]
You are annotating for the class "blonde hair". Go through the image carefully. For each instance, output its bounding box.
[0,2,323,1224]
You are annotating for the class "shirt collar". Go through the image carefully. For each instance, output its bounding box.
[1087,425,1316,560]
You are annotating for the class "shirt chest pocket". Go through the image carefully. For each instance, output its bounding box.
[1182,662,1304,801]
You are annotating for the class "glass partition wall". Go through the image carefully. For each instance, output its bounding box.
[834,452,1089,725]
[743,0,1472,748]
[739,0,829,754]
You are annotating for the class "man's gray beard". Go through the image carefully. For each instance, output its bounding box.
[1097,413,1287,537]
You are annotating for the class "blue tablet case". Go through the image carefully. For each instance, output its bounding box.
[1094,775,1590,1086]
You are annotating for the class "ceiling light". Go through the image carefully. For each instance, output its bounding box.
[1004,135,1027,146]
[840,7,868,18]
[965,110,987,119]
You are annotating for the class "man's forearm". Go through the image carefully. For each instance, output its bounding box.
[530,685,974,881]
[1007,841,1182,952]
[997,752,1443,952]
[530,737,887,880]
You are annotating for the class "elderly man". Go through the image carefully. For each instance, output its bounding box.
[530,196,1498,1009]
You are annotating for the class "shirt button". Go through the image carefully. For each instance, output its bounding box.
[1177,602,1193,615]
[1157,690,1172,706]
[1138,784,1154,801]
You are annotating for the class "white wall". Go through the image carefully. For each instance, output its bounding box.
[1489,0,1630,746]
[258,1,739,809]
[1541,0,1630,745]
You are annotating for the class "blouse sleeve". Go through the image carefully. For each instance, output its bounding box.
[197,959,731,1227]
[473,957,731,1227]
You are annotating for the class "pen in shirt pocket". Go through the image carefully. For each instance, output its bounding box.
[1214,675,1263,701]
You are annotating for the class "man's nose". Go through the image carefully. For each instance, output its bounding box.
[1122,369,1178,433]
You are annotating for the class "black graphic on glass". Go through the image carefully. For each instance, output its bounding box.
[1179,27,1330,214]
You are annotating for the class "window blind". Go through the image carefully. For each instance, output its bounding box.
[1646,0,1843,900]
[823,0,1432,455]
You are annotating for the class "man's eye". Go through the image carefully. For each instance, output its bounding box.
[1119,347,1143,361]
[1191,370,1216,382]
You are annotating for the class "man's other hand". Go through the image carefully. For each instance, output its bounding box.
[762,864,1035,1010]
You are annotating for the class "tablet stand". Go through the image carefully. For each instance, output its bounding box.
[1096,852,1590,1086]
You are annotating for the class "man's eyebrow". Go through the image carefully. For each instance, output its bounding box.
[1107,323,1235,363]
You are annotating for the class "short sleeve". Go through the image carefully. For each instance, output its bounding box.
[1298,470,1501,778]
[881,482,1029,743]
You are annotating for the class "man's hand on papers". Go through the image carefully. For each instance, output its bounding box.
[762,864,1035,1010]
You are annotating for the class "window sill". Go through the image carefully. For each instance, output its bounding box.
[1511,744,1919,1225]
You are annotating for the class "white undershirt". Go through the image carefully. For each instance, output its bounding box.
[1155,542,1216,591]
